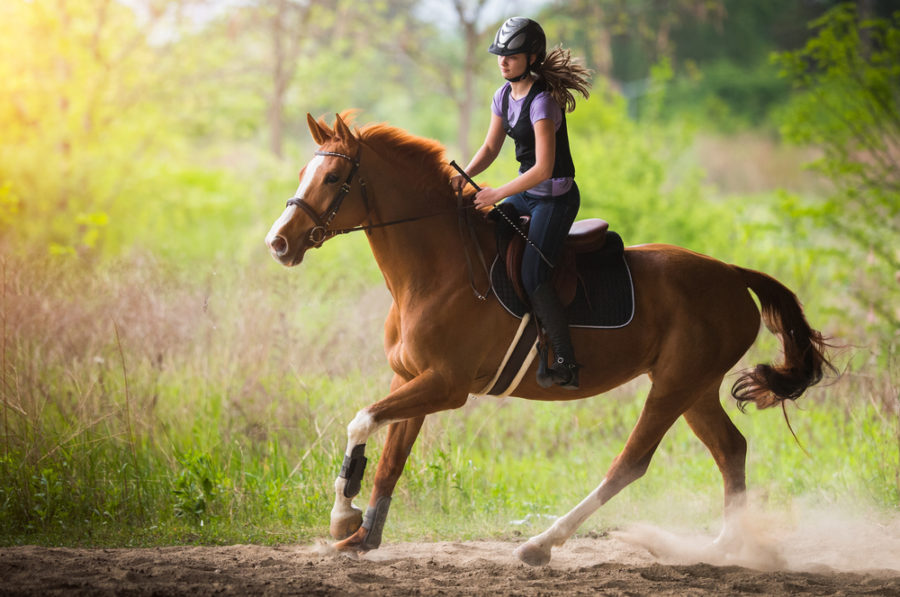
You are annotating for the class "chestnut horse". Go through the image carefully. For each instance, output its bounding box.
[265,113,832,566]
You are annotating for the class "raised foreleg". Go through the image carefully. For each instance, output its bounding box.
[329,370,468,551]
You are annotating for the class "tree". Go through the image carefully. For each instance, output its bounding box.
[0,0,199,254]
[774,4,900,356]
[545,0,726,82]
[392,0,495,157]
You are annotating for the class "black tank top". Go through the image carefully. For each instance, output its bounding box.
[500,80,575,182]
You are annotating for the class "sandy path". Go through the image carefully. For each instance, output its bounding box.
[2,534,899,596]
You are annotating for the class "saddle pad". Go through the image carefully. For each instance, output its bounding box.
[490,231,635,329]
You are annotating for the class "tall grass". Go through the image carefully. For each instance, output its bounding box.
[0,243,389,545]
[1,233,897,547]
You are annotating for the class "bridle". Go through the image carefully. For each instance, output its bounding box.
[283,147,494,300]
[285,147,464,246]
[286,148,368,247]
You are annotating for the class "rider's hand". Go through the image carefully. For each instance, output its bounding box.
[450,174,466,191]
[474,187,503,214]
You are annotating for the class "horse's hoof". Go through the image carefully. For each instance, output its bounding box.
[333,527,373,553]
[515,541,551,566]
[330,505,363,540]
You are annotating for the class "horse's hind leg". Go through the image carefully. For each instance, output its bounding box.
[515,383,698,566]
[682,386,747,549]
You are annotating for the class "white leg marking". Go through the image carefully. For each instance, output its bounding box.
[330,409,390,538]
[331,476,360,533]
[713,504,743,551]
[517,479,608,565]
[346,410,377,453]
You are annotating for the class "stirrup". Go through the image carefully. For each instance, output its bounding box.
[537,353,581,390]
[551,358,580,390]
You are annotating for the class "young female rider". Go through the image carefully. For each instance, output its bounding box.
[452,17,591,390]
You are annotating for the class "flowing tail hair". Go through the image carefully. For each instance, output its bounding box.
[731,267,836,410]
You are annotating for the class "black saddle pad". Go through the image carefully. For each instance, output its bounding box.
[490,231,635,328]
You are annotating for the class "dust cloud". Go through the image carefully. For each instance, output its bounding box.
[614,498,900,573]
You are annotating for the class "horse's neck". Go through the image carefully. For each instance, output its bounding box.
[364,181,492,306]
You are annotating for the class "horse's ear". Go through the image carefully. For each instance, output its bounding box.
[307,113,333,145]
[333,113,357,146]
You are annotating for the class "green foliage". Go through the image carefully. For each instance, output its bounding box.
[661,60,791,131]
[563,74,740,254]
[0,0,897,550]
[1,243,897,546]
[773,4,900,360]
[172,451,224,525]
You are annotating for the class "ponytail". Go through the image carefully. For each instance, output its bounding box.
[535,46,592,113]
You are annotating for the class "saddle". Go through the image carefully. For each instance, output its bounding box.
[492,202,610,307]
[481,207,633,396]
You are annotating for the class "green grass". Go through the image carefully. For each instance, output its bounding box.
[1,246,897,548]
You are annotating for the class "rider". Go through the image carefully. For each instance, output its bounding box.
[452,17,591,390]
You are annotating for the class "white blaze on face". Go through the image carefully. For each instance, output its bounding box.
[265,154,326,247]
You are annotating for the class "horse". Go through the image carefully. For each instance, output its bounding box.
[265,113,833,566]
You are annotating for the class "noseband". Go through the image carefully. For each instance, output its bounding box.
[281,150,490,300]
[285,149,369,247]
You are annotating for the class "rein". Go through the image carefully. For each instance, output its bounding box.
[448,161,554,269]
[286,150,483,241]
[284,149,492,299]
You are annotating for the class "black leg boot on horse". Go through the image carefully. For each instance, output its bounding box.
[530,282,580,390]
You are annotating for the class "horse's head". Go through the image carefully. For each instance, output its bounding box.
[266,113,370,266]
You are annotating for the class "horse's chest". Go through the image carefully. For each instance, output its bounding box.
[387,334,424,379]
[384,315,414,378]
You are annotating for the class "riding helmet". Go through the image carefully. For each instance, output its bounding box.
[488,17,546,65]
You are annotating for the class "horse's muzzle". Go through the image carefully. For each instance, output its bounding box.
[265,233,307,267]
[268,234,289,257]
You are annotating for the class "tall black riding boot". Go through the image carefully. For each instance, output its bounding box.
[530,283,580,390]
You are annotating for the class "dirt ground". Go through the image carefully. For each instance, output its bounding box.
[3,530,900,596]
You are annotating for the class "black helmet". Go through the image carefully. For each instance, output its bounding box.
[488,17,546,64]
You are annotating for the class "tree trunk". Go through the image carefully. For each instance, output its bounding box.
[267,0,287,158]
[458,20,478,158]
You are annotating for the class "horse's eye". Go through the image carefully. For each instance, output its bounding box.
[324,173,339,184]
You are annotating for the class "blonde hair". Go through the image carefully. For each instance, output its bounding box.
[535,46,592,113]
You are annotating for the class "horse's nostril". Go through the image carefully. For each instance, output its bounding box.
[270,235,288,256]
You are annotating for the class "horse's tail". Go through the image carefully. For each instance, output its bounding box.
[731,266,835,410]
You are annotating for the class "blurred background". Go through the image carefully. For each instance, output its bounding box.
[0,0,898,547]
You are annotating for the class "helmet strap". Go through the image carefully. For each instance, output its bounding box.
[505,60,533,83]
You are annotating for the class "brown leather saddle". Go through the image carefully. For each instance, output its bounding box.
[503,216,610,307]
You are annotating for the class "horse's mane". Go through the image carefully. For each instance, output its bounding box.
[357,122,458,197]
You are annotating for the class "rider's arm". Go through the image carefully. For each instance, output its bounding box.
[473,117,555,208]
[494,117,555,197]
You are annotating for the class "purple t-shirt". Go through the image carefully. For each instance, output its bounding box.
[491,82,574,197]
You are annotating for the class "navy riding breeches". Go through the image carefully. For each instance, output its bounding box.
[503,183,580,296]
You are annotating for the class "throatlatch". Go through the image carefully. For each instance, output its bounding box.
[339,444,367,498]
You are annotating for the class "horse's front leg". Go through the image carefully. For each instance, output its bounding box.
[329,370,467,551]
[333,416,425,551]
[329,414,424,542]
